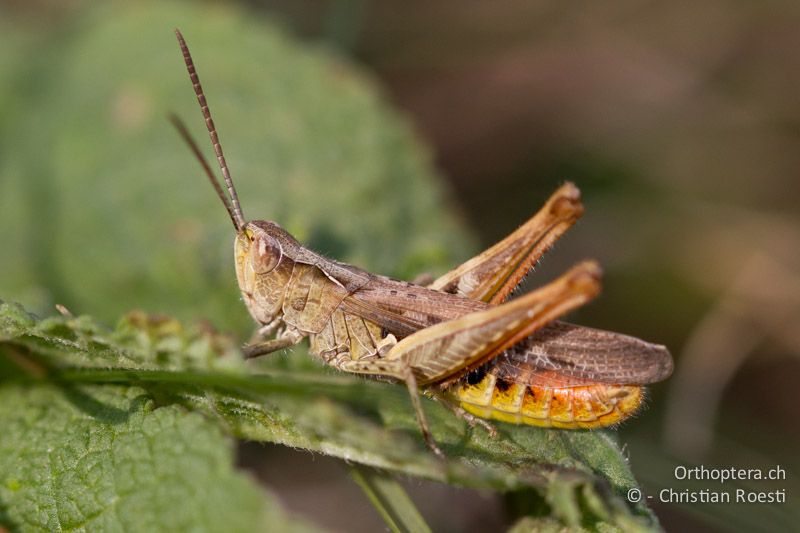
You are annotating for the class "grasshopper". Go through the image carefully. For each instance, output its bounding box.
[172,30,673,456]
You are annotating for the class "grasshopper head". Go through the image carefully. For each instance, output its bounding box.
[234,221,294,325]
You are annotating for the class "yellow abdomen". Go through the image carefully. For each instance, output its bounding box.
[455,373,643,429]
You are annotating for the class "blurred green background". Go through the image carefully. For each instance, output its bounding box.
[1,1,798,531]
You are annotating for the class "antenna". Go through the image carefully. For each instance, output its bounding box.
[174,28,246,231]
[168,114,239,229]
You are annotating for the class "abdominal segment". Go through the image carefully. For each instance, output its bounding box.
[455,373,643,428]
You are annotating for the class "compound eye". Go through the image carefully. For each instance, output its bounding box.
[250,234,282,273]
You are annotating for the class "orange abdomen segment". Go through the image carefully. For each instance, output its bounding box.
[455,373,642,429]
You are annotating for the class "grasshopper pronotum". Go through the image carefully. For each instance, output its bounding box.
[172,30,673,456]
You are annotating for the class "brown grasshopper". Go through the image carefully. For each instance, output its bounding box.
[172,30,673,456]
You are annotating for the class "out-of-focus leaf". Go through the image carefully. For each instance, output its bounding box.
[1,301,660,531]
[0,1,473,335]
[349,465,432,533]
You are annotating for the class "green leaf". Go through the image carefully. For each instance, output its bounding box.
[0,382,314,532]
[0,301,660,531]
